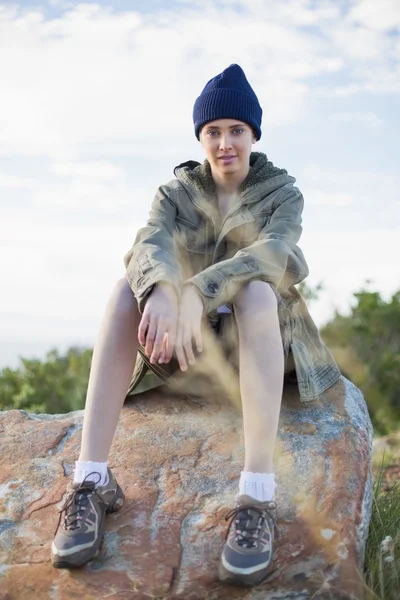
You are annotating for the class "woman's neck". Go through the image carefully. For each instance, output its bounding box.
[212,166,250,196]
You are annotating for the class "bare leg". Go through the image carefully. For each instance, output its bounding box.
[233,281,285,474]
[79,278,140,462]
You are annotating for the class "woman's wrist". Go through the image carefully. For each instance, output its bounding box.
[155,281,178,302]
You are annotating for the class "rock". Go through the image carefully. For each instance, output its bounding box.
[0,376,373,600]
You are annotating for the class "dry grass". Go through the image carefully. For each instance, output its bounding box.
[364,443,400,600]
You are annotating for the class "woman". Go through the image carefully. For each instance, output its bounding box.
[51,64,341,586]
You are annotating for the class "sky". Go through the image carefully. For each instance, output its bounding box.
[0,0,399,369]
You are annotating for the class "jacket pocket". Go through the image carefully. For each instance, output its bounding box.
[137,254,153,278]
[239,213,271,245]
[175,217,209,254]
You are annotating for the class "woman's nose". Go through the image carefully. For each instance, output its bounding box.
[219,135,233,150]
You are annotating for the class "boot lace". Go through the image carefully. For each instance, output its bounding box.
[223,502,279,549]
[54,471,104,535]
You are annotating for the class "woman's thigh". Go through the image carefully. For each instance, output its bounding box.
[215,310,293,373]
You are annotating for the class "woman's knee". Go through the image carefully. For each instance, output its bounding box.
[107,277,139,318]
[233,280,278,317]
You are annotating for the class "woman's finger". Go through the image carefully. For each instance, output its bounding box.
[193,325,203,354]
[138,314,149,346]
[182,328,196,366]
[150,322,167,364]
[164,322,177,363]
[144,319,158,358]
[175,324,187,371]
[158,336,167,364]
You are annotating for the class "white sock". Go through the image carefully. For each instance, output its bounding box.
[238,471,276,502]
[73,461,109,486]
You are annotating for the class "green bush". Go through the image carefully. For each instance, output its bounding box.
[0,347,92,414]
[321,288,400,434]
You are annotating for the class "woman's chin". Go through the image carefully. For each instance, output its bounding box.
[216,163,241,175]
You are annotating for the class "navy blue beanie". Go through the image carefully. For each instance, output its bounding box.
[193,64,262,141]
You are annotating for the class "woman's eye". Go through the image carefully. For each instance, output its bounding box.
[207,131,219,136]
[233,128,244,134]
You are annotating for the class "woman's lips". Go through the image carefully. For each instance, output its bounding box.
[219,155,237,165]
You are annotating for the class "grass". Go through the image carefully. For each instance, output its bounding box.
[364,450,400,600]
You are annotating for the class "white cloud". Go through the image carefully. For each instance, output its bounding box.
[305,190,353,206]
[0,214,135,316]
[302,163,400,195]
[30,180,127,210]
[331,24,389,61]
[302,228,400,323]
[29,180,156,218]
[330,111,383,130]
[301,166,399,233]
[52,161,126,180]
[348,0,400,31]
[0,173,38,188]
[28,164,136,211]
[0,161,155,219]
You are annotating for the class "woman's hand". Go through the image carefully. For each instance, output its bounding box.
[138,282,178,365]
[175,285,204,371]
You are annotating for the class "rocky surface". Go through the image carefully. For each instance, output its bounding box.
[0,376,373,599]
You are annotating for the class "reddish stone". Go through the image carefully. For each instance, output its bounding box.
[0,377,372,599]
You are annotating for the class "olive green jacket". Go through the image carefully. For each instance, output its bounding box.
[124,152,341,402]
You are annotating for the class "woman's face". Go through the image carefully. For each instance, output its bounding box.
[199,119,256,179]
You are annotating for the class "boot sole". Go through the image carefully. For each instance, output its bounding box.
[218,548,275,587]
[51,484,125,569]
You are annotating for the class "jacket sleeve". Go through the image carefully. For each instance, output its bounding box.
[185,185,309,314]
[124,185,182,313]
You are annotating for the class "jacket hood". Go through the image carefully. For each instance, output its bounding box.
[173,152,294,203]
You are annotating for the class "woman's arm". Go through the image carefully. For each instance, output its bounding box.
[124,185,182,313]
[184,185,309,314]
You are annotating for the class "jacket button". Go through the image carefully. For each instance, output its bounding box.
[208,282,218,293]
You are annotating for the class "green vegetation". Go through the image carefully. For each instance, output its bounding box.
[0,347,92,414]
[365,452,400,600]
[320,286,400,435]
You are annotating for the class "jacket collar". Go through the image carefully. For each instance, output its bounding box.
[174,152,294,212]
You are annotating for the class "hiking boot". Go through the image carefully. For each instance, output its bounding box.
[218,494,278,586]
[51,468,124,568]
